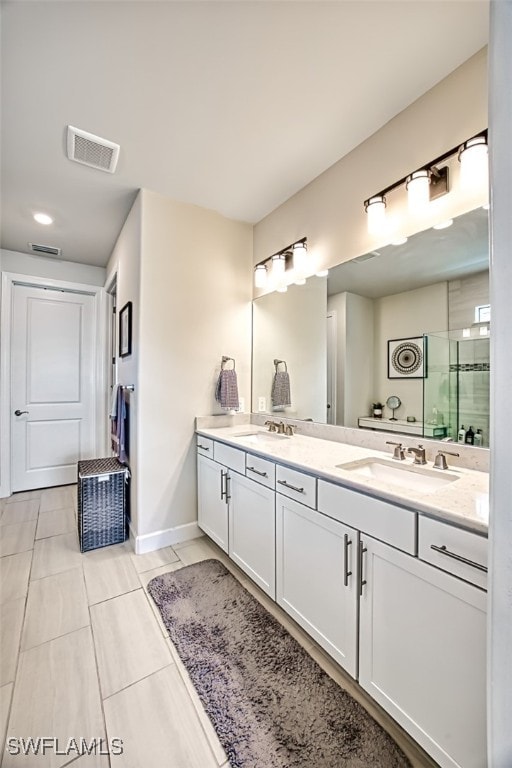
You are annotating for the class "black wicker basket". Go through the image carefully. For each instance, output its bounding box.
[77,458,128,553]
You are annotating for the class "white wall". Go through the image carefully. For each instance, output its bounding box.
[488,1,512,763]
[253,277,327,422]
[135,189,252,541]
[448,270,489,330]
[373,283,448,421]
[327,291,374,428]
[106,192,142,530]
[0,249,106,286]
[253,49,487,280]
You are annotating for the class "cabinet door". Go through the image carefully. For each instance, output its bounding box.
[197,454,229,552]
[229,473,276,598]
[359,535,487,768]
[276,494,358,677]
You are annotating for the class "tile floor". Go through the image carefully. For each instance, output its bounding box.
[0,487,437,767]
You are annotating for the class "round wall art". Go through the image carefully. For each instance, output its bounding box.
[387,336,425,379]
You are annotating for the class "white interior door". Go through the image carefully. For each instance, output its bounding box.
[11,284,96,491]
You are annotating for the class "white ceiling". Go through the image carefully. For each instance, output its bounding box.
[0,1,489,267]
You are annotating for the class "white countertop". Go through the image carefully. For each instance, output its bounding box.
[196,425,489,535]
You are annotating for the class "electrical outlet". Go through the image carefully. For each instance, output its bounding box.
[258,397,266,412]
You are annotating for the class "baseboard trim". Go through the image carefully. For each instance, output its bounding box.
[129,521,202,555]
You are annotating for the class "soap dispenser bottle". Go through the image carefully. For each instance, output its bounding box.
[465,426,475,445]
[474,429,483,447]
[457,425,466,443]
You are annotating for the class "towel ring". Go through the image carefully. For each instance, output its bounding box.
[274,359,287,372]
[221,356,236,370]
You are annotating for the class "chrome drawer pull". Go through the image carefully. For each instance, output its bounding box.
[220,470,227,501]
[197,443,210,451]
[247,466,268,478]
[343,534,352,587]
[277,479,305,494]
[430,544,487,573]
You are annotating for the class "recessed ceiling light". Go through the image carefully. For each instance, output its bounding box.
[33,212,53,226]
[433,219,453,230]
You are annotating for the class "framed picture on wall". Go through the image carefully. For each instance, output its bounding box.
[388,336,426,379]
[119,301,132,358]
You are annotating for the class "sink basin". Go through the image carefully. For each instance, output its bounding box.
[337,458,459,492]
[232,430,290,444]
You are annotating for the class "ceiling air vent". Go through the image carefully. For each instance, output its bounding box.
[28,243,62,257]
[67,125,120,173]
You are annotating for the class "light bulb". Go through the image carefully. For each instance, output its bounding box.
[364,195,386,236]
[459,136,488,193]
[406,170,431,212]
[271,253,286,292]
[254,264,267,289]
[292,242,308,282]
[315,269,329,277]
[433,219,453,230]
[390,236,408,246]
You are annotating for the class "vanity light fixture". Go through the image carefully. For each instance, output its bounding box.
[254,264,267,289]
[458,134,488,190]
[406,169,431,212]
[316,269,329,277]
[390,235,408,246]
[292,241,308,284]
[364,195,386,236]
[364,129,487,234]
[253,237,308,291]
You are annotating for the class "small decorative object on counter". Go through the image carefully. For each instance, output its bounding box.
[386,395,401,421]
[457,425,467,443]
[372,402,384,418]
[474,429,483,447]
[465,426,475,445]
[406,416,416,423]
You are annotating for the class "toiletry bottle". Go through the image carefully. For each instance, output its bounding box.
[474,429,483,447]
[457,425,466,444]
[430,406,438,426]
[465,425,475,445]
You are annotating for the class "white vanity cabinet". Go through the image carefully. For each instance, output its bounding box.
[229,472,276,598]
[358,534,487,768]
[197,454,230,552]
[196,432,488,768]
[276,493,358,677]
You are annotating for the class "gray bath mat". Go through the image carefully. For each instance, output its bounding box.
[148,559,411,768]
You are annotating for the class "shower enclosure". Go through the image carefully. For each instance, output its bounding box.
[423,329,490,446]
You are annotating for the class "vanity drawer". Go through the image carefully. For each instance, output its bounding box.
[213,441,246,474]
[317,480,416,554]
[196,436,214,456]
[276,465,316,509]
[246,454,275,489]
[418,516,488,590]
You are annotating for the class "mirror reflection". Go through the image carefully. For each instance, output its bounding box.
[252,206,490,446]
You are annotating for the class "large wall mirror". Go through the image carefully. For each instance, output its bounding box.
[252,205,490,447]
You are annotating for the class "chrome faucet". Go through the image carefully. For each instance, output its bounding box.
[386,441,405,461]
[284,424,296,436]
[276,421,286,434]
[264,420,278,432]
[433,449,459,470]
[407,444,427,465]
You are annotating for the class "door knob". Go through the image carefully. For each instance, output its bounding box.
[14,409,29,416]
